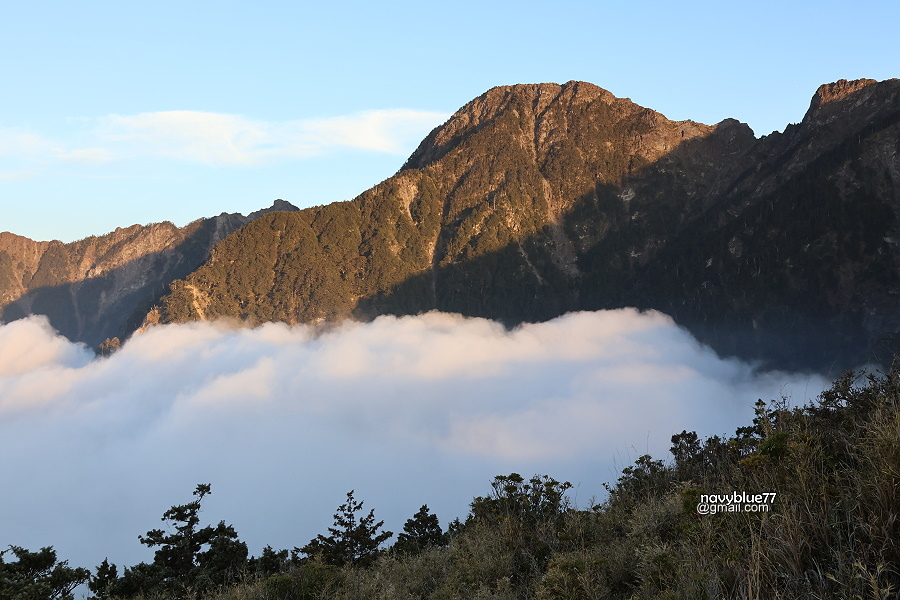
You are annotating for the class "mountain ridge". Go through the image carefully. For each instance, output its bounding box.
[3,78,898,371]
[0,200,299,347]
[145,77,900,370]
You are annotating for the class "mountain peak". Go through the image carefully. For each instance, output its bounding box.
[811,78,879,108]
[246,199,299,221]
[401,80,705,172]
[801,78,900,128]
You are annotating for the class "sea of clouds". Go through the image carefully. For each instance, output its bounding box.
[0,309,830,572]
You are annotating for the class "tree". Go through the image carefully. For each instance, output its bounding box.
[116,483,247,597]
[0,545,90,600]
[247,545,289,577]
[298,490,392,567]
[470,473,572,528]
[87,558,117,599]
[468,474,573,589]
[392,505,446,554]
[605,455,671,505]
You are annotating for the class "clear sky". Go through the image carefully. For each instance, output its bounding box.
[2,0,897,242]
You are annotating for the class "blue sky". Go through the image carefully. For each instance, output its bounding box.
[2,0,897,241]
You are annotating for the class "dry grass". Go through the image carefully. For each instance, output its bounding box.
[107,369,900,600]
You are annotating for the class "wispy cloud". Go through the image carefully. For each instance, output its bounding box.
[0,310,829,571]
[301,109,449,155]
[96,109,448,166]
[97,111,276,166]
[55,147,115,164]
[0,170,38,181]
[0,109,449,174]
[0,127,60,157]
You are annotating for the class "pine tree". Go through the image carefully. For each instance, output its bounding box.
[298,490,392,567]
[88,558,118,599]
[0,546,90,600]
[115,483,247,596]
[392,505,446,554]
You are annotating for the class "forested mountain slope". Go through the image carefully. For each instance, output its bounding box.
[154,79,900,371]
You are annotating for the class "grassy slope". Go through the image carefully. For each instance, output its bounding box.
[106,367,899,600]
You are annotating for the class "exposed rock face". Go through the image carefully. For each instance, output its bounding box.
[809,78,879,111]
[0,233,52,306]
[0,201,298,347]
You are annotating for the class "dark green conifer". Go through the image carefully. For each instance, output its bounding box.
[298,490,392,567]
[392,504,446,554]
[0,545,90,600]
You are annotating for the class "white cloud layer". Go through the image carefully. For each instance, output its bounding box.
[0,310,829,573]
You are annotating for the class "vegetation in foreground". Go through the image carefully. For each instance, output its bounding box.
[2,367,898,600]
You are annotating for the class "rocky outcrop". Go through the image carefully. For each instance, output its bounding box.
[808,78,880,111]
[0,233,52,306]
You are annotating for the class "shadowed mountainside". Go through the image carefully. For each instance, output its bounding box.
[154,81,733,325]
[152,79,900,371]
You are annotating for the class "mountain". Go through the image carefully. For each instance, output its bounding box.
[147,78,900,371]
[153,82,720,324]
[4,79,898,371]
[0,200,298,348]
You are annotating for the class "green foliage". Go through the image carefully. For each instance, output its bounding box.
[88,558,117,599]
[470,474,572,529]
[582,368,900,599]
[258,560,342,600]
[0,545,90,600]
[467,474,573,595]
[670,430,737,482]
[0,251,19,294]
[392,505,447,555]
[144,81,900,374]
[246,546,287,578]
[110,483,248,598]
[324,368,896,600]
[605,455,672,506]
[159,190,438,327]
[28,242,71,290]
[298,490,392,568]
